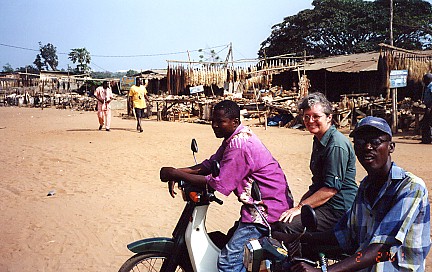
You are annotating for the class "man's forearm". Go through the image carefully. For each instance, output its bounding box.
[301,187,337,208]
[173,169,208,186]
[324,243,391,272]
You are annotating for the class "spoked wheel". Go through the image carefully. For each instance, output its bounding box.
[118,252,189,272]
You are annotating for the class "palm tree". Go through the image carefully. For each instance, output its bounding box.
[68,48,91,74]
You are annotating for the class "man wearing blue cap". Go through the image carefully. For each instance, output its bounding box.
[282,116,430,272]
[421,73,432,144]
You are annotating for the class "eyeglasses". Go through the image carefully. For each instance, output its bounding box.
[303,114,326,122]
[353,138,389,148]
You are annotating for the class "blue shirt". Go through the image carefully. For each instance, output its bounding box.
[424,82,432,108]
[334,163,431,271]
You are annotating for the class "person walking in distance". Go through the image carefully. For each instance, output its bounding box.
[421,73,432,144]
[94,81,113,132]
[129,78,149,133]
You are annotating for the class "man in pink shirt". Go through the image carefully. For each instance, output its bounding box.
[160,100,293,271]
[94,81,113,131]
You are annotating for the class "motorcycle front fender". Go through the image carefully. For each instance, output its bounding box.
[127,237,174,254]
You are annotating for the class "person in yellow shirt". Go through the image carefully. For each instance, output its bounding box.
[129,78,150,133]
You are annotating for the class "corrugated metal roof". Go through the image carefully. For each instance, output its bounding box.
[303,52,380,72]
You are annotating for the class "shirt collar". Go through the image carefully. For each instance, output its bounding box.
[224,124,245,144]
[389,162,405,180]
[314,125,336,146]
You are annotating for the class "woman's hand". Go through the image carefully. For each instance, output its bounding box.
[279,206,301,223]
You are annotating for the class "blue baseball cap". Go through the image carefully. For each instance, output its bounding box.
[349,116,392,138]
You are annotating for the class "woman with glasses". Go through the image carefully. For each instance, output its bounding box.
[278,92,358,233]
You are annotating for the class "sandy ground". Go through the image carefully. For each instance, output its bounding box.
[0,106,430,272]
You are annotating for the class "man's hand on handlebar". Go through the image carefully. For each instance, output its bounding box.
[160,167,178,182]
[160,167,180,198]
[168,180,177,198]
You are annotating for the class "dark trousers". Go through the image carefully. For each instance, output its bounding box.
[282,205,345,234]
[421,108,431,144]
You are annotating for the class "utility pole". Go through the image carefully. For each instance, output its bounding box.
[390,0,394,46]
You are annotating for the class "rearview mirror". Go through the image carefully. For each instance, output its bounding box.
[211,160,220,177]
[301,205,317,232]
[251,181,262,202]
[191,139,198,153]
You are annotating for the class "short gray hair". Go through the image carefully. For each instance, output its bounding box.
[298,92,333,115]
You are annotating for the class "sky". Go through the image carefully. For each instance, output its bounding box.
[0,0,314,72]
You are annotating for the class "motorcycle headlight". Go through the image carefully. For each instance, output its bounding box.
[244,239,264,272]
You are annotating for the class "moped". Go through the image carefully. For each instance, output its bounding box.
[118,139,344,272]
[118,139,226,272]
[243,184,347,272]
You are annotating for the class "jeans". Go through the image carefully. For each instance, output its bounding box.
[217,221,267,272]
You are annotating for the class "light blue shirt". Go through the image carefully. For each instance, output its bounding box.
[334,163,431,271]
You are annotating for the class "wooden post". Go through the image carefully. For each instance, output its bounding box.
[391,88,398,134]
[252,83,261,124]
[41,80,45,110]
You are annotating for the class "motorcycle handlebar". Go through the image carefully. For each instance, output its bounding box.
[177,180,223,205]
[207,192,223,205]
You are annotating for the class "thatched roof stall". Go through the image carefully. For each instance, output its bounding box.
[0,72,40,89]
[378,43,432,102]
[133,69,167,95]
[272,52,381,102]
[166,54,306,97]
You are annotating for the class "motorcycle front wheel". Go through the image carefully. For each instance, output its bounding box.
[118,252,189,272]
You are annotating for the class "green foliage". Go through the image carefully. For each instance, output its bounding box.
[259,0,432,58]
[15,65,39,74]
[91,71,113,79]
[34,42,58,70]
[2,63,14,73]
[33,54,45,71]
[68,48,91,74]
[126,69,138,76]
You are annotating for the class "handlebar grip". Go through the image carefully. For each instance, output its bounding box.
[214,198,223,205]
[208,193,223,205]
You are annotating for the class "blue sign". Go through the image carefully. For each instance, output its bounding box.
[189,85,204,94]
[389,70,408,88]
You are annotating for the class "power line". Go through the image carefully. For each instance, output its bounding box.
[0,42,229,58]
[90,61,109,72]
[0,43,40,53]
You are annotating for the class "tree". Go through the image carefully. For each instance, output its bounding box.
[259,0,432,58]
[33,54,45,71]
[34,42,58,71]
[91,71,113,79]
[68,48,91,74]
[2,63,14,73]
[375,0,432,49]
[126,69,138,76]
[15,65,39,74]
